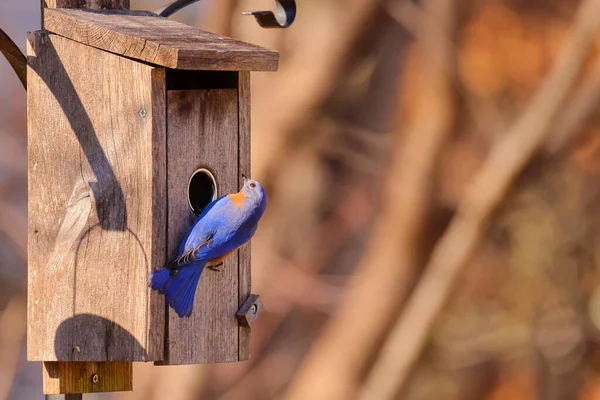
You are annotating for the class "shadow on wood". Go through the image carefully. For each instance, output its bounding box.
[53,313,145,361]
[41,314,139,394]
[28,32,127,232]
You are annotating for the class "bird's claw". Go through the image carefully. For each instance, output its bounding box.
[207,262,224,272]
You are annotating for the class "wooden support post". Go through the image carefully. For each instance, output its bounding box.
[46,394,83,400]
[36,0,134,395]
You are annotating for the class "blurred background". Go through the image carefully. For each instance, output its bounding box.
[3,0,600,398]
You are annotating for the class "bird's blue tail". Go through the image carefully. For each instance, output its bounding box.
[149,262,204,318]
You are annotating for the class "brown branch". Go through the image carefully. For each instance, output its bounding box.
[381,0,425,38]
[0,28,26,90]
[283,0,457,398]
[545,57,600,154]
[359,0,600,398]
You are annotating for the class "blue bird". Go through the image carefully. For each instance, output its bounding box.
[150,175,267,317]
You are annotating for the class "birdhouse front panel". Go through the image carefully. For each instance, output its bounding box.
[27,31,166,362]
[165,84,240,364]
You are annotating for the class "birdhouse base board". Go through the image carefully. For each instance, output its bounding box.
[43,361,133,394]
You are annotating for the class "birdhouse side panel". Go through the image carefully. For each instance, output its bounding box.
[237,71,252,361]
[27,32,165,362]
[164,88,240,364]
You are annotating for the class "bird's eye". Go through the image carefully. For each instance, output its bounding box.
[249,182,256,188]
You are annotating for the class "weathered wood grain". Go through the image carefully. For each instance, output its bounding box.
[238,71,252,360]
[164,87,240,364]
[27,31,166,362]
[38,0,134,394]
[44,8,279,71]
[43,361,132,394]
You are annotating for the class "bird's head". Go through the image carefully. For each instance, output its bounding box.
[241,174,266,201]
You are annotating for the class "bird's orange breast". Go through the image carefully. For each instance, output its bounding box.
[227,192,246,208]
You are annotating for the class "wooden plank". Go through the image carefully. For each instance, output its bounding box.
[41,0,133,400]
[238,71,252,360]
[43,361,132,394]
[164,88,240,364]
[27,31,166,362]
[44,8,279,71]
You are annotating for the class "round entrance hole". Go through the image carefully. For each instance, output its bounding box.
[187,168,218,216]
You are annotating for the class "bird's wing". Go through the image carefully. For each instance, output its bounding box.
[173,195,236,265]
[193,211,260,262]
[172,230,216,267]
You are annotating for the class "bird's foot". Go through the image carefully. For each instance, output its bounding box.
[207,262,224,272]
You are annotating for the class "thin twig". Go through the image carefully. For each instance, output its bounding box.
[360,1,600,398]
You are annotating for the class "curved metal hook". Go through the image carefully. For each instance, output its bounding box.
[156,0,201,18]
[157,0,296,29]
[242,0,296,29]
[0,28,26,90]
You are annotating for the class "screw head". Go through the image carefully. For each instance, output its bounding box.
[92,373,99,384]
[139,108,147,118]
[251,304,258,314]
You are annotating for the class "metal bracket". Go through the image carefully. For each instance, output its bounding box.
[236,294,263,327]
[0,28,27,90]
[157,0,296,28]
[241,0,296,28]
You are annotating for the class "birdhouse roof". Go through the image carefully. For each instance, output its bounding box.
[42,8,279,71]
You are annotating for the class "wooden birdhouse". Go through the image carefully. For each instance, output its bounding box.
[27,4,278,395]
